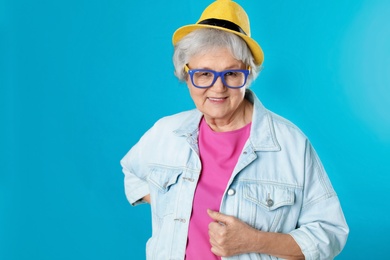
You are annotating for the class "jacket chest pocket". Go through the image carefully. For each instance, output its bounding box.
[241,183,295,232]
[148,166,183,218]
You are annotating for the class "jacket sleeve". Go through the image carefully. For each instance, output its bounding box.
[289,140,349,260]
[120,129,152,206]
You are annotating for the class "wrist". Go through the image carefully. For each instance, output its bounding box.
[245,228,266,254]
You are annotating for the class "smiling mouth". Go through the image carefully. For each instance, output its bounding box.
[208,97,227,102]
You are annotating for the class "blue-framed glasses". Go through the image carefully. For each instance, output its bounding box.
[184,64,250,89]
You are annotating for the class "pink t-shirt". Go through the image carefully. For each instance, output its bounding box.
[185,117,251,259]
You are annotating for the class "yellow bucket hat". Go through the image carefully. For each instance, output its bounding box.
[172,0,264,66]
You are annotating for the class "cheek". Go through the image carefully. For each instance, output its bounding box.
[187,81,204,94]
[229,91,246,106]
[235,89,247,99]
[186,82,196,97]
[187,86,207,105]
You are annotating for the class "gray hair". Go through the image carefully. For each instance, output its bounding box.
[173,28,261,87]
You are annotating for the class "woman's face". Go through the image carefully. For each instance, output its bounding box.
[186,48,248,126]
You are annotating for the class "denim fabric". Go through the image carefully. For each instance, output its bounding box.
[121,90,349,260]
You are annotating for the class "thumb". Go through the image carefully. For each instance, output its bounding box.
[207,209,229,224]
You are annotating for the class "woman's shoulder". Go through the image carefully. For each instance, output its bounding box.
[250,90,307,140]
[154,109,199,126]
[132,109,200,148]
[268,111,299,129]
[146,109,201,136]
[266,110,308,141]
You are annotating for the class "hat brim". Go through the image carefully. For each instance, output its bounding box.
[173,24,264,66]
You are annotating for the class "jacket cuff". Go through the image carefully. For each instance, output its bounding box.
[289,229,320,260]
[125,181,150,206]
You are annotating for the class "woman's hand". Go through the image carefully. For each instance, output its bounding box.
[207,209,258,256]
[142,194,151,204]
[207,209,304,259]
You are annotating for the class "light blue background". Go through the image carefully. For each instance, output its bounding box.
[1,0,389,259]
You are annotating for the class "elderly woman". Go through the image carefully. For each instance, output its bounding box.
[121,0,349,259]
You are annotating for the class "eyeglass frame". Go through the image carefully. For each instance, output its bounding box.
[184,64,250,89]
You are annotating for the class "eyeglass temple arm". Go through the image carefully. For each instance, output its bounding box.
[184,64,190,73]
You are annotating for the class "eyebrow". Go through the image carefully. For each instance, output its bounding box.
[189,64,245,70]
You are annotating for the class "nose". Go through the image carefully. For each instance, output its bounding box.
[211,75,226,91]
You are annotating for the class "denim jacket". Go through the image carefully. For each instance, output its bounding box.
[121,90,349,260]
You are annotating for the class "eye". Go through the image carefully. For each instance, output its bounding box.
[225,71,239,77]
[194,71,213,78]
[200,71,212,77]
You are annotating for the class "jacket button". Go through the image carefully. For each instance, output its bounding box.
[227,189,236,196]
[267,199,274,207]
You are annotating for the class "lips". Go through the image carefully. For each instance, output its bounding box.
[208,97,227,102]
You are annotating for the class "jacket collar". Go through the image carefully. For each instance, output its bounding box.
[246,89,281,151]
[174,89,281,152]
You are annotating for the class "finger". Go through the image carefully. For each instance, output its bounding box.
[207,209,230,224]
[210,246,223,257]
[209,222,221,236]
[209,236,224,257]
[208,221,226,237]
[209,234,217,246]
